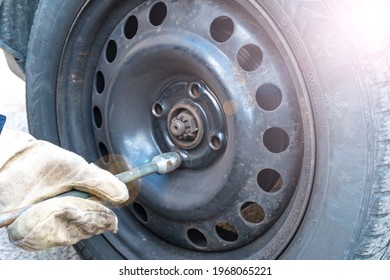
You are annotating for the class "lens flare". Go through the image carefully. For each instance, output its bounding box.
[346,1,390,49]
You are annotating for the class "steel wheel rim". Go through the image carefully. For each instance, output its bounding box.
[57,0,315,257]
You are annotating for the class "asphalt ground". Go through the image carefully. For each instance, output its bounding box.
[0,51,80,259]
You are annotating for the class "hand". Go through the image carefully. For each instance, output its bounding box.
[0,129,129,251]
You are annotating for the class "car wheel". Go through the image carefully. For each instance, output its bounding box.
[26,0,390,259]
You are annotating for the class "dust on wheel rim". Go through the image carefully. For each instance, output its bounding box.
[57,0,315,258]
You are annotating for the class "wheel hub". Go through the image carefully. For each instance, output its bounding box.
[169,109,198,141]
[169,106,201,146]
[152,80,226,168]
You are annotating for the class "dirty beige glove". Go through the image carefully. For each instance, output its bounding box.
[0,129,129,251]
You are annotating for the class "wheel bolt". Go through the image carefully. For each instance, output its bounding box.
[170,119,187,136]
[169,110,198,140]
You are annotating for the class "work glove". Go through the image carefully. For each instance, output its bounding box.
[0,129,129,251]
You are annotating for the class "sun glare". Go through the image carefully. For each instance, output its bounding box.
[346,1,390,47]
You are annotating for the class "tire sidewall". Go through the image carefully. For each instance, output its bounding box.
[262,0,372,259]
[26,0,86,144]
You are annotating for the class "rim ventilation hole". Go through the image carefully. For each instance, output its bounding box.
[216,222,238,242]
[187,229,208,247]
[152,102,163,117]
[210,16,234,43]
[93,106,103,128]
[106,40,117,63]
[98,142,109,163]
[124,15,138,39]
[240,202,265,224]
[132,202,148,223]
[237,44,263,72]
[263,127,289,153]
[149,2,167,26]
[256,84,283,111]
[95,71,105,94]
[257,168,284,193]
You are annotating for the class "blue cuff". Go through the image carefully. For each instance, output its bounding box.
[0,115,6,133]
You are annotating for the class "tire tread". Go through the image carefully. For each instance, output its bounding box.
[356,41,390,259]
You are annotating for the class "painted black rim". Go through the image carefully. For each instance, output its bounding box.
[57,0,315,257]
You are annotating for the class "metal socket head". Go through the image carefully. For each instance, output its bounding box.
[151,152,182,174]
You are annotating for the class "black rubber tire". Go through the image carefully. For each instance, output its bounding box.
[26,0,390,259]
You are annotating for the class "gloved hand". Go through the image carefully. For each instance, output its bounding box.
[0,129,129,251]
